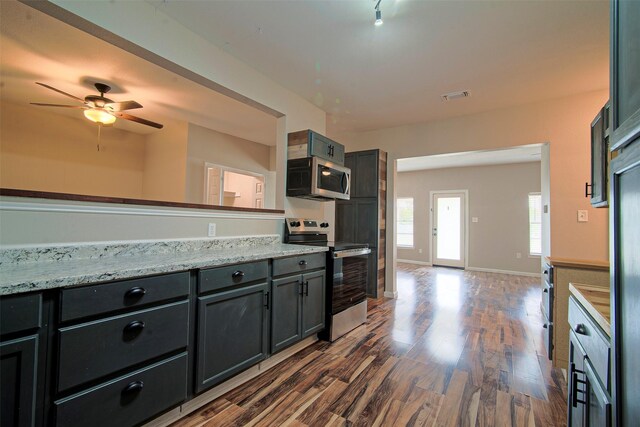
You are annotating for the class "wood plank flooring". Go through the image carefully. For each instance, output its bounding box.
[173,264,567,427]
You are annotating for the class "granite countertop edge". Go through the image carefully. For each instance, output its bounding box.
[0,244,328,296]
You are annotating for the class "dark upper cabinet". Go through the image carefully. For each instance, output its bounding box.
[351,151,379,198]
[587,102,610,207]
[288,130,345,165]
[610,1,640,425]
[196,282,269,393]
[610,0,640,150]
[335,201,356,244]
[336,199,378,247]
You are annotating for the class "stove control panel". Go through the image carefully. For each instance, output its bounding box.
[285,218,329,234]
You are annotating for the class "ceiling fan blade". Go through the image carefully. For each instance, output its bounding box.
[30,103,87,109]
[105,100,143,112]
[35,82,85,103]
[113,112,163,129]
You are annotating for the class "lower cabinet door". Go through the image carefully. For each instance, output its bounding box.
[271,275,302,354]
[196,283,269,393]
[55,353,188,427]
[302,271,326,338]
[585,358,611,427]
[1,335,38,427]
[568,332,587,427]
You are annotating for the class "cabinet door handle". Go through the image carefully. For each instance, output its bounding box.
[125,286,146,299]
[574,323,587,335]
[299,280,304,295]
[571,365,587,407]
[543,324,548,329]
[299,260,307,266]
[124,320,146,333]
[543,289,548,293]
[232,270,245,279]
[585,182,593,197]
[123,380,144,394]
[264,292,270,309]
[305,281,309,296]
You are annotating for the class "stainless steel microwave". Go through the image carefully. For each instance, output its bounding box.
[286,157,351,200]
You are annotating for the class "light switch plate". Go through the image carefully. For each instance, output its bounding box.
[208,223,217,237]
[577,210,588,222]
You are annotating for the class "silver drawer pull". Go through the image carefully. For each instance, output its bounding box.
[574,323,587,335]
[123,380,144,394]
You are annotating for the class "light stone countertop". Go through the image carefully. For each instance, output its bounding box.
[0,236,327,296]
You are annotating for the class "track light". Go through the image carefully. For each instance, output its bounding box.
[375,0,383,26]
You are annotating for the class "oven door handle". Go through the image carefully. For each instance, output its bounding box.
[333,248,371,258]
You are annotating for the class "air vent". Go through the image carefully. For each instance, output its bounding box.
[441,90,471,101]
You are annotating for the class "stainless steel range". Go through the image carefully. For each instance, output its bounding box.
[284,218,371,341]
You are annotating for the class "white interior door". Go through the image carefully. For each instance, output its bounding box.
[432,192,466,268]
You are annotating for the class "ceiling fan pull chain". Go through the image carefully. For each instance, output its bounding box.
[97,123,102,152]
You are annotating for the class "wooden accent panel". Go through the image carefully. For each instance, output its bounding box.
[377,150,387,298]
[0,188,285,215]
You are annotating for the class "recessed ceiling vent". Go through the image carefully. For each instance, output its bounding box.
[441,90,471,101]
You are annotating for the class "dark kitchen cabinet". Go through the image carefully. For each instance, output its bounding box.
[1,292,47,427]
[610,0,640,151]
[195,282,269,392]
[288,129,345,165]
[271,255,326,354]
[271,270,325,353]
[610,1,640,424]
[336,149,387,297]
[55,273,191,426]
[587,102,610,207]
[567,296,612,427]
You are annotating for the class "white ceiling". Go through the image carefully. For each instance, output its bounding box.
[150,0,609,135]
[397,145,542,172]
[0,1,277,144]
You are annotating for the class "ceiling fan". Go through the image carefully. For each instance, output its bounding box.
[30,82,163,129]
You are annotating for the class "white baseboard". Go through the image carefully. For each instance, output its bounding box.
[384,291,398,298]
[465,266,541,278]
[397,259,432,266]
[143,336,318,427]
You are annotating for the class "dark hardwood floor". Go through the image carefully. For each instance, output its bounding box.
[173,264,567,426]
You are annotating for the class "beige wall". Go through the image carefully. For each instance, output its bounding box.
[185,123,276,208]
[1,102,146,198]
[397,162,541,274]
[333,90,610,293]
[142,118,189,202]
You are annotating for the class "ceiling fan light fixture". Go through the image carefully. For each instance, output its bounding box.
[83,108,116,125]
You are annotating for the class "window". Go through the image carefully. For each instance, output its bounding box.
[528,193,542,256]
[397,197,414,247]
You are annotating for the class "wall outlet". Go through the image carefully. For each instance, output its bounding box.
[418,249,423,254]
[577,210,589,222]
[516,252,522,259]
[208,223,216,237]
[472,217,479,223]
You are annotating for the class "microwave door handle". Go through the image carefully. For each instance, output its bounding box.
[342,172,350,195]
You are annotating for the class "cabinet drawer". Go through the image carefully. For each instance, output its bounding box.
[60,272,189,322]
[0,292,42,336]
[55,352,187,427]
[199,261,268,294]
[272,253,325,277]
[58,301,189,392]
[568,296,610,388]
